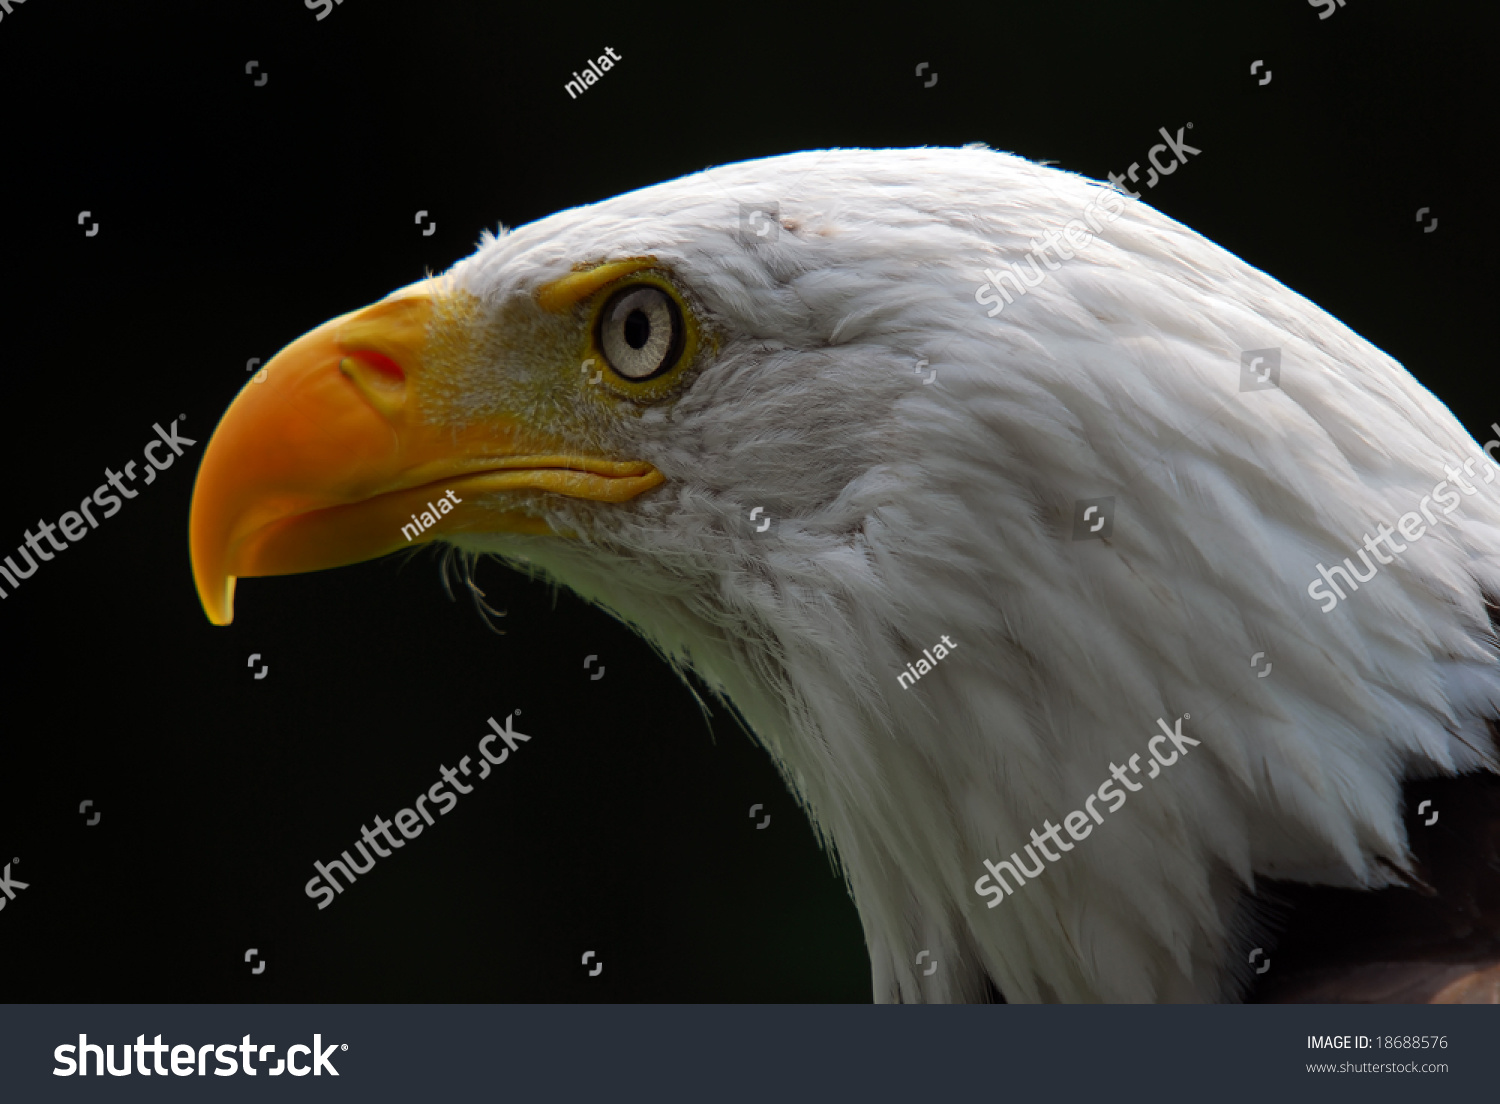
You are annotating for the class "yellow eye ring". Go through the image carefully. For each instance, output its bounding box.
[582,271,703,401]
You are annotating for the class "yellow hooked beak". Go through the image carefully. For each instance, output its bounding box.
[189,279,663,625]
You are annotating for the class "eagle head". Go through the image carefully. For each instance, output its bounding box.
[190,147,1500,1002]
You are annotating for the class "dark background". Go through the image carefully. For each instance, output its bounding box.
[0,0,1493,1001]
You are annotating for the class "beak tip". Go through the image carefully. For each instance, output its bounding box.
[199,575,236,626]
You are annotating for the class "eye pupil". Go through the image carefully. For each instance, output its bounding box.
[624,309,650,349]
[596,284,685,382]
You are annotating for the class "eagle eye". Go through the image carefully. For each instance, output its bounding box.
[597,285,684,381]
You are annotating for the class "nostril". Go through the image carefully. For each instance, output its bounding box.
[341,348,405,383]
[339,351,408,420]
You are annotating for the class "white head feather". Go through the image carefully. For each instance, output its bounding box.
[435,147,1500,1001]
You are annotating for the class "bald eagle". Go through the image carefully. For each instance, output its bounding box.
[190,147,1500,1003]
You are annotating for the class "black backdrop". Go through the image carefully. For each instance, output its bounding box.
[0,0,1494,1002]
